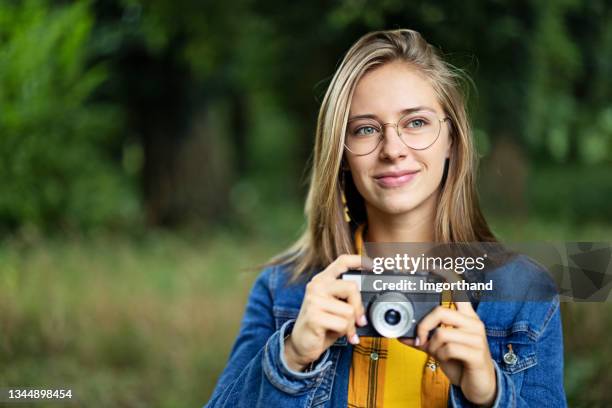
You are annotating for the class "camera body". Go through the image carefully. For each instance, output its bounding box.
[342,270,443,338]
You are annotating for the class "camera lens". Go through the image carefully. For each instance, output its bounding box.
[384,309,401,325]
[369,292,415,338]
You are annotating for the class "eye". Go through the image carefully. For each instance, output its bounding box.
[400,116,432,132]
[354,126,378,136]
[408,119,427,128]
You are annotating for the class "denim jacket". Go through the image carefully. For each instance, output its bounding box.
[206,254,567,407]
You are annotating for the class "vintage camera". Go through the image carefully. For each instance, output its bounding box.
[342,270,443,338]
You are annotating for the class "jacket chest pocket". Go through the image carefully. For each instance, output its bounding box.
[273,306,349,347]
[487,324,538,391]
[273,306,300,330]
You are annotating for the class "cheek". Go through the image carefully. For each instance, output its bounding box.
[424,151,447,172]
[422,136,451,175]
[346,157,371,179]
[346,160,373,198]
[421,154,448,188]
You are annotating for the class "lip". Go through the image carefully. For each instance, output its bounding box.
[373,169,420,188]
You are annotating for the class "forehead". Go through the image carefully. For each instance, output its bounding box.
[349,61,442,116]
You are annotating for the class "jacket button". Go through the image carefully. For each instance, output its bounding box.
[370,352,379,361]
[503,344,518,366]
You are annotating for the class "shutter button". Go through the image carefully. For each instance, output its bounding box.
[503,344,518,366]
[370,352,379,361]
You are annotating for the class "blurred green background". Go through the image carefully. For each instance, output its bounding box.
[1,0,611,406]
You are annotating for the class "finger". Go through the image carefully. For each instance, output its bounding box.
[320,254,362,279]
[425,327,483,356]
[434,343,476,364]
[454,301,478,317]
[314,311,359,344]
[416,307,478,346]
[305,277,366,327]
[318,254,373,280]
[315,296,356,322]
[311,311,348,334]
[361,256,374,271]
[326,280,365,322]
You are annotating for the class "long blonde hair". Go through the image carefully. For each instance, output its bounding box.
[269,29,496,280]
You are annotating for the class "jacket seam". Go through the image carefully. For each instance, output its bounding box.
[537,295,560,339]
[269,264,278,302]
[311,349,340,406]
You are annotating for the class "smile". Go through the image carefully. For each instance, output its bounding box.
[373,170,420,188]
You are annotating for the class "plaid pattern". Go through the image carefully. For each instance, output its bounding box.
[348,337,388,408]
[348,224,451,407]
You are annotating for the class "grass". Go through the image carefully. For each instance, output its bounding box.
[0,215,611,407]
[0,229,277,407]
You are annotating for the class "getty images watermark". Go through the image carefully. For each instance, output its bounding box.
[347,242,612,302]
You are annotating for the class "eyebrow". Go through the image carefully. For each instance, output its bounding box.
[348,106,436,121]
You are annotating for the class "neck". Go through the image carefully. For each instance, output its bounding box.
[364,192,438,243]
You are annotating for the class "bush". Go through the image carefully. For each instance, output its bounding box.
[0,0,133,232]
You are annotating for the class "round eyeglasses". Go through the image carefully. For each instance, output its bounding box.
[344,110,449,156]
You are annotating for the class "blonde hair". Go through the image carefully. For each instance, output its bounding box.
[269,29,496,280]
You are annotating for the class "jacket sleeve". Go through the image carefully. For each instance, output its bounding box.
[449,298,567,407]
[205,266,333,408]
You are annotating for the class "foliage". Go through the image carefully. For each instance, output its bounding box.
[525,0,612,163]
[0,0,133,232]
[1,1,610,231]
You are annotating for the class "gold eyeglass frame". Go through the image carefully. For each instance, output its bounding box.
[344,113,450,156]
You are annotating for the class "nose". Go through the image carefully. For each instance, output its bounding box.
[379,123,408,160]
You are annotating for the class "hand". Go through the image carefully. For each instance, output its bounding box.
[284,254,370,372]
[400,302,497,406]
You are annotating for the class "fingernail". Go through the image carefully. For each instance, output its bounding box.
[350,334,360,345]
[358,315,368,326]
[414,337,421,347]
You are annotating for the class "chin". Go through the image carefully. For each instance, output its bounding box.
[374,197,421,215]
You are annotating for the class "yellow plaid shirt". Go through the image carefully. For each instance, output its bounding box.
[347,224,452,408]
